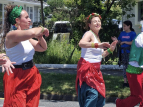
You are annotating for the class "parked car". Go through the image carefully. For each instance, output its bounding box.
[52,21,72,33]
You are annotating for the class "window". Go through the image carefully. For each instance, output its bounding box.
[38,8,40,22]
[0,4,2,30]
[138,1,143,21]
[26,6,33,22]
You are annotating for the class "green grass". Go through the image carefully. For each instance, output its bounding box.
[0,72,130,98]
[34,39,81,64]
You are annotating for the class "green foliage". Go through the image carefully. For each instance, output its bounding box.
[43,0,136,63]
[33,39,81,64]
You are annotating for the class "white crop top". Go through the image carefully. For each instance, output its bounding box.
[5,40,35,65]
[81,31,104,63]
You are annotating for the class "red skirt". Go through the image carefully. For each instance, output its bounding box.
[75,57,105,98]
[3,65,42,107]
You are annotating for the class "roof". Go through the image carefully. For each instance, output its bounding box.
[19,0,48,6]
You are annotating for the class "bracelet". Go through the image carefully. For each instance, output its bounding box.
[39,26,44,33]
[94,43,98,48]
[1,55,9,59]
[107,48,113,54]
[91,43,95,48]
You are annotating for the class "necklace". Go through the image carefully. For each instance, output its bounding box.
[90,30,103,59]
[90,30,101,43]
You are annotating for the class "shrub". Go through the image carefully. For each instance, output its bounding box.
[33,39,81,64]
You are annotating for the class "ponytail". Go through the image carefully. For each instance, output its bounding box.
[130,28,135,32]
[0,4,16,51]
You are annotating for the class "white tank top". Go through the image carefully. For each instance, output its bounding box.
[5,40,35,65]
[81,31,104,63]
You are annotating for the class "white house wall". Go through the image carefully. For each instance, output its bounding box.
[0,0,41,27]
[123,1,142,35]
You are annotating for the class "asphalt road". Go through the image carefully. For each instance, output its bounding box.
[0,99,139,107]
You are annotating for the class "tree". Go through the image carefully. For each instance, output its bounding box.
[38,0,45,26]
[63,0,137,62]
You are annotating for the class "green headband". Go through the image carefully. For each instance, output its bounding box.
[8,6,23,25]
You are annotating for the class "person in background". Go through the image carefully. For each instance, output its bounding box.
[75,12,118,107]
[111,20,136,88]
[116,20,143,107]
[1,4,49,107]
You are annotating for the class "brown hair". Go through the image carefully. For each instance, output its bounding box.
[0,4,17,50]
[84,13,101,30]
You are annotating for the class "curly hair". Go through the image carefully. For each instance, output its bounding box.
[0,4,17,51]
[84,13,101,30]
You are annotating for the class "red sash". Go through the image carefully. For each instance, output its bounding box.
[75,57,105,98]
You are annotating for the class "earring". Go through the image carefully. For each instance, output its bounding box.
[15,23,19,28]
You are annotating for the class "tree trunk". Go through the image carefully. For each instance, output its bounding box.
[40,0,45,27]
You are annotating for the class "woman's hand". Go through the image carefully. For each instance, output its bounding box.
[2,58,16,75]
[35,28,49,39]
[111,36,118,41]
[110,40,118,51]
[43,28,49,37]
[98,42,110,49]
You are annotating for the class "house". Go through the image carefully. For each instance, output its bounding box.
[122,0,143,35]
[0,0,48,29]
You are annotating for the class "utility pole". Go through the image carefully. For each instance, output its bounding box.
[39,0,45,27]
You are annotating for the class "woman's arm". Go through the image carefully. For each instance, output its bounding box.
[6,27,49,43]
[78,31,93,48]
[29,36,47,52]
[120,41,133,45]
[79,31,110,49]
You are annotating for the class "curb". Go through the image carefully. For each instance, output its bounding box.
[0,64,123,70]
[0,92,117,102]
[35,64,123,70]
[40,93,117,102]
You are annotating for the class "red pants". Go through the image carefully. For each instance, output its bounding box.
[3,66,42,107]
[116,72,143,107]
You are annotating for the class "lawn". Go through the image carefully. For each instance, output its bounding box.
[0,72,130,98]
[40,73,130,98]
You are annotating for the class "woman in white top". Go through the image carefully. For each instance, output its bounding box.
[75,13,117,107]
[1,4,49,107]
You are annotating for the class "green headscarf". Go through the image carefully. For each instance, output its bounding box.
[8,6,23,25]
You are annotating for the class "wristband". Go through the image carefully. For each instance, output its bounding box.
[39,26,44,33]
[91,43,95,48]
[107,48,113,54]
[94,43,98,48]
[109,48,113,54]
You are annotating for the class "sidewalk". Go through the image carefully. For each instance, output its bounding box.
[35,64,123,70]
[0,64,123,102]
